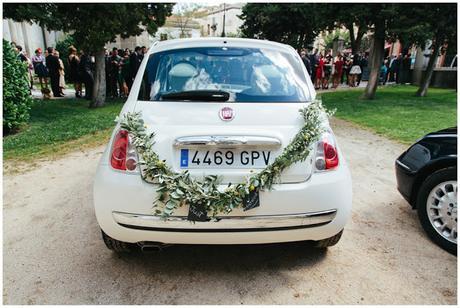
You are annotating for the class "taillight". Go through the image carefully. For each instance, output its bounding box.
[315,132,339,171]
[110,129,138,171]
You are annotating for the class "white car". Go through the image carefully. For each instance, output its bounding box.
[93,38,352,252]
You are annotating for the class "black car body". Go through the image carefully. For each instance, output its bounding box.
[395,127,457,208]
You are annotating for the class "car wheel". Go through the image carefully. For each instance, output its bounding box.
[101,230,132,253]
[315,230,343,248]
[416,167,457,255]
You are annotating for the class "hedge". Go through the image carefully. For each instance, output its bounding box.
[3,39,33,134]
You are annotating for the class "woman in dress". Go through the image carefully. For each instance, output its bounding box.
[120,50,131,98]
[314,54,325,90]
[332,54,344,89]
[322,54,333,89]
[68,46,83,98]
[54,51,66,96]
[349,54,362,87]
[32,48,48,90]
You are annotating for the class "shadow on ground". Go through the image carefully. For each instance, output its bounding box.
[109,241,328,274]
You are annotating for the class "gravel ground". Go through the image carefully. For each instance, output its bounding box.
[3,118,457,305]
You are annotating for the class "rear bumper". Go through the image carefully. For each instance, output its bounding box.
[112,209,337,232]
[94,158,352,244]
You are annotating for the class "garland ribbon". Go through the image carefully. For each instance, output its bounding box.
[120,99,330,220]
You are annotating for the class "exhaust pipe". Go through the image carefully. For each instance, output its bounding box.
[138,242,169,253]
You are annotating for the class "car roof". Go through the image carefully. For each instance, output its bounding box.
[149,37,296,55]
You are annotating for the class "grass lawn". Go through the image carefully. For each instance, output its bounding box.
[321,85,457,144]
[3,98,124,162]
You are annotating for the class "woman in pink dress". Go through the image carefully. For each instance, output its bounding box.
[314,54,324,90]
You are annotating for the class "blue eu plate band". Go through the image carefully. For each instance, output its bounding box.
[180,149,189,167]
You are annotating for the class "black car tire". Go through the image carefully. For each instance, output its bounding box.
[101,230,132,253]
[315,230,343,248]
[416,167,457,255]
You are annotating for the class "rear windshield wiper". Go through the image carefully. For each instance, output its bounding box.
[160,90,230,102]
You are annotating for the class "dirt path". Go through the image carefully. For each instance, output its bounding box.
[3,119,457,304]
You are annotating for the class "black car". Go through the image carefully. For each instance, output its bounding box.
[395,127,457,254]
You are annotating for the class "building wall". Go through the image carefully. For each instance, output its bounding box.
[195,5,243,37]
[3,19,65,57]
[3,19,65,55]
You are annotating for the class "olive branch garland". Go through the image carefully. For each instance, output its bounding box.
[119,99,332,219]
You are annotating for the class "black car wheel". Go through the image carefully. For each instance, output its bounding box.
[416,167,457,255]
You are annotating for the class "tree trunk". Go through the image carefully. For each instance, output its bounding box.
[347,22,356,54]
[416,38,440,97]
[354,27,365,55]
[90,49,106,108]
[347,24,365,55]
[362,24,385,100]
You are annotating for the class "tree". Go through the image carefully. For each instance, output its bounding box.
[165,11,194,38]
[239,3,322,50]
[363,3,456,99]
[4,3,173,107]
[315,4,372,55]
[239,3,398,99]
[360,4,416,99]
[411,4,457,97]
[3,39,33,134]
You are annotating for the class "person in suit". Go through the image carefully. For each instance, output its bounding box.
[140,46,147,60]
[129,46,142,90]
[300,50,312,77]
[309,49,318,82]
[108,47,122,98]
[46,47,63,97]
[78,49,94,100]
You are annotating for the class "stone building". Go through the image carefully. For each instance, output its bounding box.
[195,3,244,37]
[3,19,65,56]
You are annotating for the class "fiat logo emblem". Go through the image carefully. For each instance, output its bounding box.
[219,107,234,121]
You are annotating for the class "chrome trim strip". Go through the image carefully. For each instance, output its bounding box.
[112,209,337,230]
[425,134,457,139]
[395,159,412,171]
[174,136,282,147]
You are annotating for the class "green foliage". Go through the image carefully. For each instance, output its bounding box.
[321,86,457,144]
[2,39,33,134]
[388,3,456,50]
[3,98,123,161]
[55,35,76,82]
[314,3,372,53]
[239,3,323,50]
[120,100,330,219]
[320,29,350,50]
[3,3,174,52]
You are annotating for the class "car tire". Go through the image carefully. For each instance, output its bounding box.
[101,230,132,253]
[416,167,457,255]
[315,230,343,248]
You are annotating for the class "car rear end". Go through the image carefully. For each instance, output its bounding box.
[93,38,352,247]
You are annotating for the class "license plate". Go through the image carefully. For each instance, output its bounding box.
[180,149,272,169]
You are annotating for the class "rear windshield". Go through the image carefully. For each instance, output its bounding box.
[137,47,311,102]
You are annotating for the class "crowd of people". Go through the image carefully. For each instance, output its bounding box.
[12,41,414,99]
[380,53,413,85]
[299,48,369,90]
[11,41,148,100]
[299,48,413,90]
